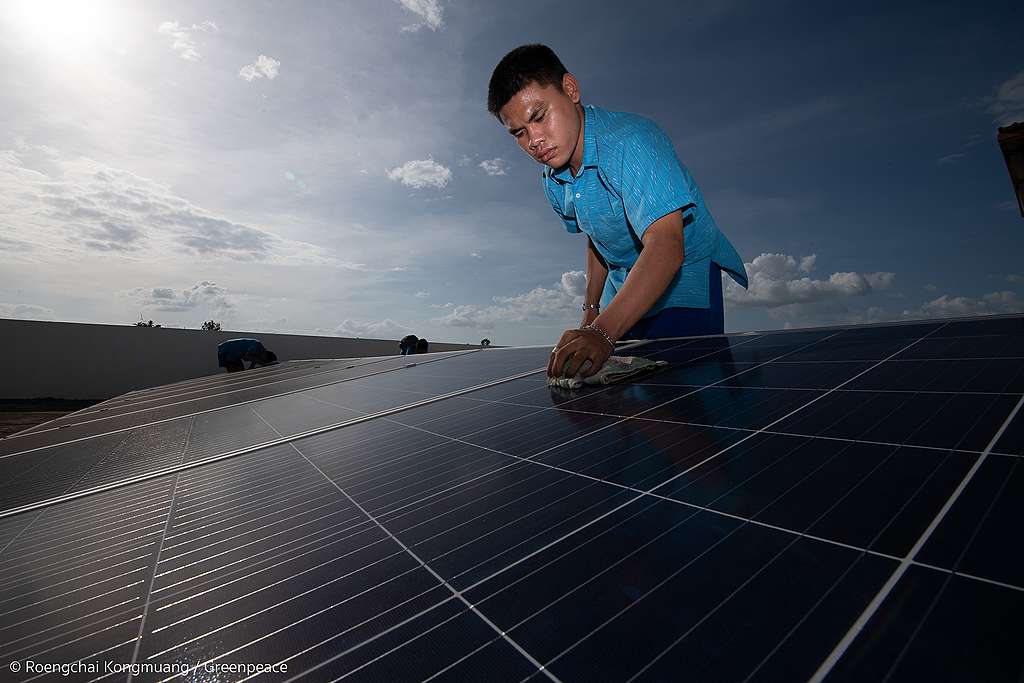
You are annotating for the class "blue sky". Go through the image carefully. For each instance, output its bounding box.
[1,0,1021,345]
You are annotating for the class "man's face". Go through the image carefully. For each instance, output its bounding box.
[499,74,583,170]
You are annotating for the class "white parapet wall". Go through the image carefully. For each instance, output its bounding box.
[0,319,481,400]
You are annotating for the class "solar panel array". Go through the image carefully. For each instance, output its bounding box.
[1,314,1022,682]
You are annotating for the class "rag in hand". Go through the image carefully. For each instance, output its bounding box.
[548,355,669,390]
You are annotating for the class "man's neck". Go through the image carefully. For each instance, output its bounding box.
[568,103,586,177]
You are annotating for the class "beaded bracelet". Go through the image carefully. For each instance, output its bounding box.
[584,322,616,352]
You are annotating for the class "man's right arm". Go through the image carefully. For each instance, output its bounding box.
[581,237,608,327]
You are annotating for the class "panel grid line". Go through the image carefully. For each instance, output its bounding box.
[385,378,1021,588]
[128,416,193,681]
[249,410,561,683]
[0,366,557,519]
[440,325,945,605]
[4,349,483,446]
[806,391,1024,683]
[446,390,1023,460]
[473,326,1020,678]
[382,417,905,564]
[227,329,890,676]
[69,357,394,418]
[639,383,1023,396]
[877,453,1021,682]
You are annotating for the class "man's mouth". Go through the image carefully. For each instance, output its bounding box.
[539,148,556,163]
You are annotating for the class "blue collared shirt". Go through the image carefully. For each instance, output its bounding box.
[542,104,748,315]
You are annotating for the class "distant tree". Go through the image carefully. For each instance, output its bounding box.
[135,319,161,328]
[201,320,222,331]
[480,338,491,347]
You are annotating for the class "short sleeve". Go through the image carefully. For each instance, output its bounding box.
[619,126,696,239]
[542,175,581,234]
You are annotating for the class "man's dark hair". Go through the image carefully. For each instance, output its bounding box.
[487,44,568,119]
[415,338,429,353]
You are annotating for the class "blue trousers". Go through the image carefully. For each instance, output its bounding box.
[620,263,724,340]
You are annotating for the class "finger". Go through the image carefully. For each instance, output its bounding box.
[580,351,607,378]
[579,340,610,378]
[564,348,593,378]
[550,330,579,377]
[553,343,579,378]
[551,341,577,378]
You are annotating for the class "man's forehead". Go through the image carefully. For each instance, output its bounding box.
[501,83,557,126]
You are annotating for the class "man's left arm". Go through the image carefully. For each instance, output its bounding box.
[592,211,684,339]
[548,211,684,378]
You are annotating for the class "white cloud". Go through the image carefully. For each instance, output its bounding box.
[334,318,414,339]
[0,141,356,268]
[397,0,444,32]
[414,291,430,298]
[128,281,235,316]
[239,55,281,82]
[989,69,1024,125]
[779,304,895,329]
[386,159,452,189]
[723,252,894,308]
[560,270,587,297]
[470,252,481,258]
[0,303,55,320]
[457,155,473,167]
[434,270,585,330]
[938,152,967,165]
[479,158,509,176]
[157,20,218,61]
[235,317,290,333]
[904,291,1024,319]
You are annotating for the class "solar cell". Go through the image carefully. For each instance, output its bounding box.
[1,314,1022,682]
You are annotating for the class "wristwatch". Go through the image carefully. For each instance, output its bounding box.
[580,303,600,312]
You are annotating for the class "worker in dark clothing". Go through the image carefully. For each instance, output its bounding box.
[217,338,277,372]
[399,335,419,356]
[415,338,429,354]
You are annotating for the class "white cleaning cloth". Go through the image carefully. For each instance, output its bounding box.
[547,355,669,390]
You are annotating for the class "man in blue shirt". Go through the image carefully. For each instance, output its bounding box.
[487,44,748,380]
[217,338,277,372]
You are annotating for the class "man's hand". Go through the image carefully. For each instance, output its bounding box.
[547,328,614,379]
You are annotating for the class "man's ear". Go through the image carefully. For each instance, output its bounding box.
[562,73,581,103]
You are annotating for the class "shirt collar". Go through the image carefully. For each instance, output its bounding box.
[545,104,598,184]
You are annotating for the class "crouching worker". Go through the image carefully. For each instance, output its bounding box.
[217,337,278,372]
[399,335,419,356]
[487,44,749,381]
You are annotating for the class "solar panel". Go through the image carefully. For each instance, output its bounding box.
[1,315,1022,682]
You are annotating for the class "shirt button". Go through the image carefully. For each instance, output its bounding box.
[575,193,581,199]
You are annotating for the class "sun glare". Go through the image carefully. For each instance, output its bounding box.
[8,0,121,56]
